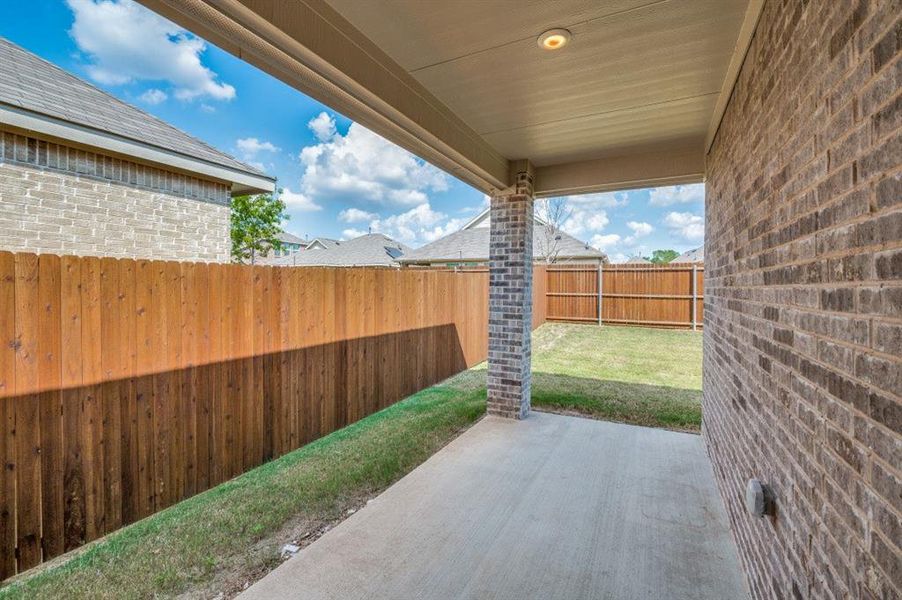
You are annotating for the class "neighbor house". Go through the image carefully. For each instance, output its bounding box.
[305,237,340,251]
[270,233,410,267]
[400,208,605,267]
[269,231,308,257]
[673,246,704,263]
[0,37,274,262]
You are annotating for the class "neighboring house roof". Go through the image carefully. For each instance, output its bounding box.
[621,256,652,264]
[0,37,274,194]
[400,209,604,264]
[305,237,341,251]
[276,231,307,246]
[673,246,704,263]
[460,207,549,230]
[271,234,411,267]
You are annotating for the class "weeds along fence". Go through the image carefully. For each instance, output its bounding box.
[0,251,546,579]
[546,263,704,329]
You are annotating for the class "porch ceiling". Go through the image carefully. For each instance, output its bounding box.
[138,0,762,196]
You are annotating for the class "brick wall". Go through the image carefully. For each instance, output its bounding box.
[703,0,900,598]
[487,168,534,419]
[0,130,231,262]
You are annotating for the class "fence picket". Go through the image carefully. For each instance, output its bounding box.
[0,253,553,577]
[0,254,15,579]
[546,264,703,328]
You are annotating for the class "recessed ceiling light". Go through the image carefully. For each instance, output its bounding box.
[537,28,571,50]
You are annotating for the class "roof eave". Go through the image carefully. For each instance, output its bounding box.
[0,103,275,194]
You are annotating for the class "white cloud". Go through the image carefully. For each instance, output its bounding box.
[308,112,338,143]
[67,0,235,101]
[562,209,609,237]
[626,221,653,237]
[649,184,704,206]
[589,233,622,250]
[296,114,448,208]
[339,208,378,223]
[280,188,322,212]
[540,192,625,238]
[344,203,466,245]
[622,220,654,244]
[562,191,629,208]
[664,211,705,241]
[236,138,280,157]
[342,228,367,239]
[372,204,454,244]
[421,217,468,243]
[138,88,167,105]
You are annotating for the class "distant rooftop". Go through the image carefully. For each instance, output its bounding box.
[673,247,704,263]
[276,231,308,246]
[620,256,652,264]
[400,209,605,264]
[0,37,274,194]
[305,238,341,251]
[271,233,411,267]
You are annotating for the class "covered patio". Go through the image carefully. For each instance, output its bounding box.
[137,1,901,598]
[242,412,745,600]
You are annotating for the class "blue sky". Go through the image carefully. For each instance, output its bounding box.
[0,0,705,262]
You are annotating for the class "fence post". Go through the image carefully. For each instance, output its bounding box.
[597,262,603,326]
[691,263,698,331]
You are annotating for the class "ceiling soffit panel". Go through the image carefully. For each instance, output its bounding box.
[324,0,649,71]
[486,95,717,167]
[326,0,748,168]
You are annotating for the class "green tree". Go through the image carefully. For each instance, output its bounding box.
[646,249,679,264]
[230,191,288,264]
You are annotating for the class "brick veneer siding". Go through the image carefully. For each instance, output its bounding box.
[0,130,231,262]
[487,170,534,419]
[703,1,900,598]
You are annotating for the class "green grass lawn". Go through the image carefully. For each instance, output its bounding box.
[533,323,702,429]
[0,323,701,599]
[449,323,703,431]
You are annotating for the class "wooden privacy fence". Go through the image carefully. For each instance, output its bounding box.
[546,263,704,328]
[0,251,546,579]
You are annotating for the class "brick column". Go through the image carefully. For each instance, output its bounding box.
[487,163,534,419]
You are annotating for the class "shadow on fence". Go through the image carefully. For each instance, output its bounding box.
[1,325,466,580]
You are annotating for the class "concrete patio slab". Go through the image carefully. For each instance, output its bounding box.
[241,413,747,600]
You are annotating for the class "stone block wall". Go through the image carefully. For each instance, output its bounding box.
[704,0,900,598]
[0,130,231,262]
[487,174,534,419]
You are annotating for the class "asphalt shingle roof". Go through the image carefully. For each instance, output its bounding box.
[0,37,266,178]
[400,223,604,263]
[673,247,704,263]
[307,238,341,250]
[276,231,307,245]
[270,234,411,267]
